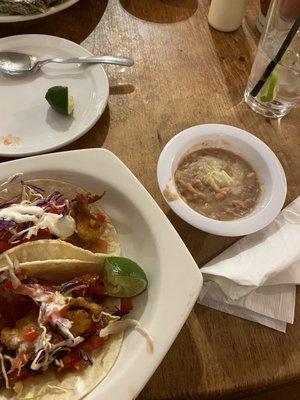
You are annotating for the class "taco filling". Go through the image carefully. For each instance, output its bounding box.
[0,257,150,394]
[0,180,111,255]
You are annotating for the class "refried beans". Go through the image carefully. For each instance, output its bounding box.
[174,147,261,221]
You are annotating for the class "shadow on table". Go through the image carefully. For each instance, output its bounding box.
[0,0,108,44]
[119,0,198,23]
[208,25,255,106]
[166,208,237,267]
[61,105,110,152]
[193,302,295,399]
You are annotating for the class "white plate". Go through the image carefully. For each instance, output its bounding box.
[157,124,287,237]
[0,34,109,157]
[0,0,79,23]
[0,148,203,399]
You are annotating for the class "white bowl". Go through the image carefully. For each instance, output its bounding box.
[0,149,203,400]
[157,124,287,237]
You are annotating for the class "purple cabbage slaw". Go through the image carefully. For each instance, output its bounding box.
[21,181,45,195]
[0,181,71,243]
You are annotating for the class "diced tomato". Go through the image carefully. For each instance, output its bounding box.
[88,335,105,349]
[3,281,13,292]
[79,335,105,352]
[58,307,68,318]
[0,228,53,256]
[61,274,105,297]
[0,293,38,327]
[49,307,68,325]
[11,354,29,371]
[46,206,61,215]
[121,298,133,312]
[29,228,52,241]
[95,214,107,223]
[88,284,106,297]
[0,239,11,253]
[61,349,88,371]
[96,239,108,251]
[8,366,30,384]
[73,359,87,370]
[18,268,28,281]
[77,274,101,286]
[22,329,39,342]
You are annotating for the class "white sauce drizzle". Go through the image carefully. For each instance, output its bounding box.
[0,204,75,240]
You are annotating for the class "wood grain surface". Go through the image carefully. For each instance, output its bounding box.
[1,0,300,399]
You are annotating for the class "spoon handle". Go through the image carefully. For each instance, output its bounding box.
[39,56,134,68]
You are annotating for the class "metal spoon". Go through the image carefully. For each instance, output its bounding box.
[0,52,134,76]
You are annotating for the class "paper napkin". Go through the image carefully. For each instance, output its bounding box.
[198,197,300,332]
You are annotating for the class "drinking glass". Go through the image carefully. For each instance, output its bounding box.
[244,0,300,118]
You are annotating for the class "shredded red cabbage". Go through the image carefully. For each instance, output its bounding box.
[78,350,93,366]
[0,220,16,230]
[60,277,84,294]
[21,181,45,194]
[0,196,18,210]
[33,191,70,216]
[113,309,129,317]
[46,191,63,203]
[8,221,34,243]
[34,191,63,208]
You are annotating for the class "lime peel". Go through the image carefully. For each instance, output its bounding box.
[260,70,279,102]
[104,257,148,298]
[45,86,74,116]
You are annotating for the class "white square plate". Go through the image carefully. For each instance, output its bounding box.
[0,149,203,399]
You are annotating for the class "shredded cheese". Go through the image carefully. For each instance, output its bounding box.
[92,311,120,323]
[54,359,64,369]
[13,258,20,274]
[22,186,43,202]
[5,255,21,289]
[0,173,23,189]
[99,319,154,353]
[0,352,10,389]
[47,384,72,393]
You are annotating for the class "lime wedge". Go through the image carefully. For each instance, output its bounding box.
[260,70,279,102]
[104,257,148,298]
[45,86,74,116]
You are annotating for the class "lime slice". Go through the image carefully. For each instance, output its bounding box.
[260,70,279,102]
[45,86,74,116]
[104,257,148,298]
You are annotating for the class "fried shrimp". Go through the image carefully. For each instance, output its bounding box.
[71,192,107,243]
[66,310,92,337]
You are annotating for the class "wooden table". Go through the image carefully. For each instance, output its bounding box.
[1,1,300,399]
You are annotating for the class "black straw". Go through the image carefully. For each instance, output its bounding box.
[250,16,300,98]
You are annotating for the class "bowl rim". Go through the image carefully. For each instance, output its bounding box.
[157,124,287,237]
